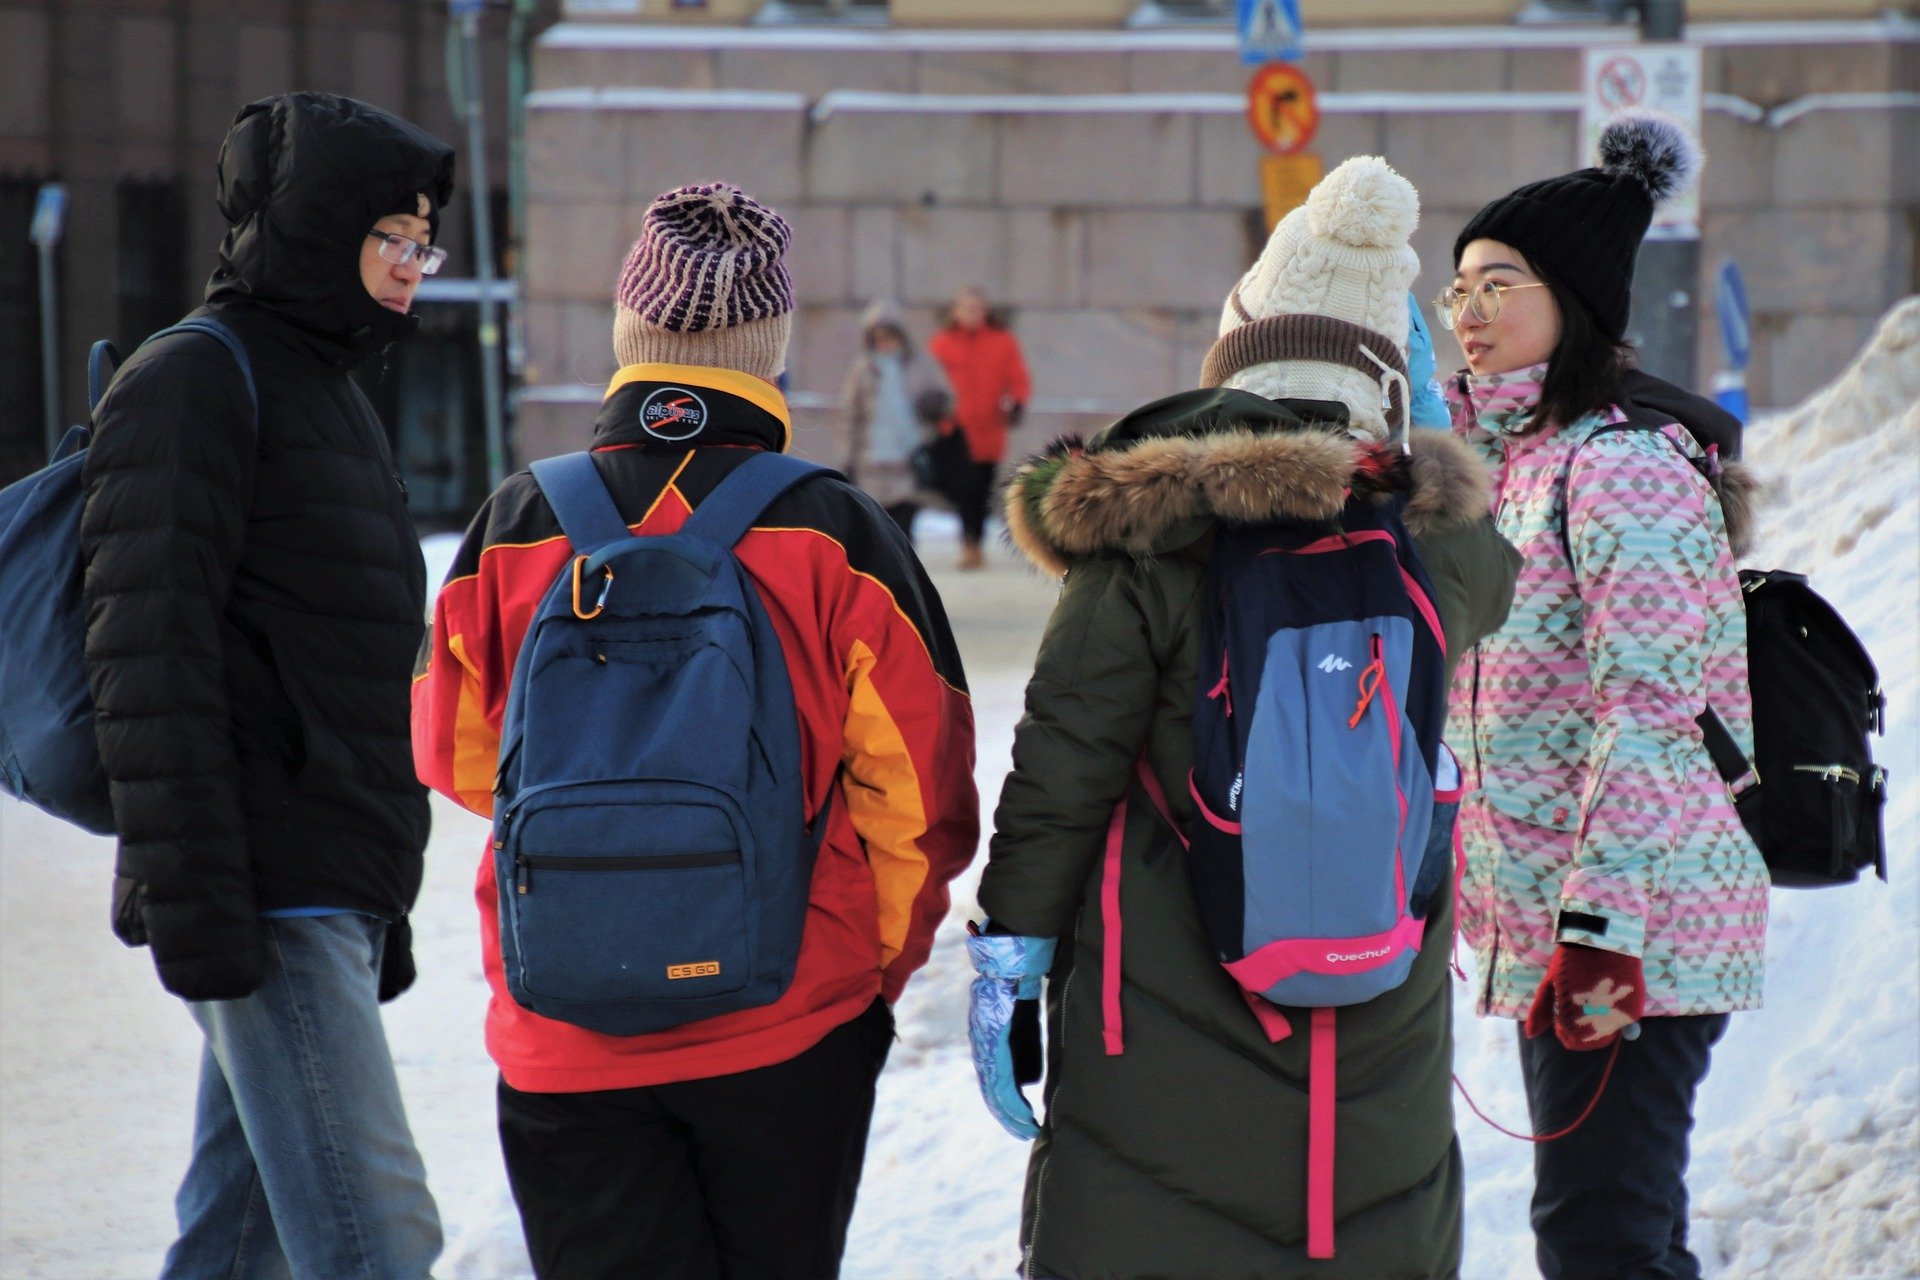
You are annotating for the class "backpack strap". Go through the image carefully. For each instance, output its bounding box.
[680,452,829,549]
[1307,1007,1338,1260]
[149,317,259,433]
[531,453,634,556]
[1554,419,1712,573]
[1100,759,1189,1058]
[1553,424,1757,806]
[95,317,259,438]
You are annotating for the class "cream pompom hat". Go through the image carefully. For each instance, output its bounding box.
[1202,155,1421,441]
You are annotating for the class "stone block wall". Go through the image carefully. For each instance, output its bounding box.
[520,26,1919,468]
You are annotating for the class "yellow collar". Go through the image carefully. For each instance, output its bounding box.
[605,363,792,451]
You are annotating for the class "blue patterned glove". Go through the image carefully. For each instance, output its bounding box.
[1406,293,1452,429]
[965,928,1057,1140]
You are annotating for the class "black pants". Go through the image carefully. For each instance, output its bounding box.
[1519,1013,1730,1280]
[954,461,998,544]
[499,999,894,1280]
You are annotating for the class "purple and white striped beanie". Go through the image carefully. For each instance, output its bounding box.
[613,182,794,380]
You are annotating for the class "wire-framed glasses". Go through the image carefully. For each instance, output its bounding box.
[366,230,448,275]
[1432,279,1546,331]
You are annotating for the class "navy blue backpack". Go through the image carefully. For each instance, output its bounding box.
[0,318,255,834]
[494,450,833,1035]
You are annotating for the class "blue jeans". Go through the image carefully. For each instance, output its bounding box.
[159,914,442,1280]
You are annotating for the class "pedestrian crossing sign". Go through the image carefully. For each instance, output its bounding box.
[1238,0,1303,66]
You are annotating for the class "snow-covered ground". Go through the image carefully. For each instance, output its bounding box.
[4,303,1916,1278]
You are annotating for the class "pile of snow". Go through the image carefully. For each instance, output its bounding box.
[1682,297,1920,1279]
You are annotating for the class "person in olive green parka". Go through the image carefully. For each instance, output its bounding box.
[974,157,1519,1280]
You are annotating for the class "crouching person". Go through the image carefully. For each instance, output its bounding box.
[413,183,979,1280]
[969,157,1517,1279]
[81,93,452,1279]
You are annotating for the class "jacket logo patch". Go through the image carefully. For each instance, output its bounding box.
[1318,653,1354,673]
[667,961,721,980]
[640,387,709,441]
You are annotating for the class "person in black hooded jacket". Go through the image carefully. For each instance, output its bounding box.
[80,93,452,1279]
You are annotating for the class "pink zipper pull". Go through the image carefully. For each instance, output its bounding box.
[1207,650,1232,718]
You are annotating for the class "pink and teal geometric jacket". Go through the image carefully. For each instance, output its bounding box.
[1447,364,1769,1019]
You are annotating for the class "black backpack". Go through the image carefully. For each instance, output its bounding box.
[1557,375,1889,888]
[1717,570,1887,886]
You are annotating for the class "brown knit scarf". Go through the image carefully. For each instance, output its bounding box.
[1201,288,1410,428]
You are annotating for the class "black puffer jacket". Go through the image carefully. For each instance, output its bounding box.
[80,93,455,1001]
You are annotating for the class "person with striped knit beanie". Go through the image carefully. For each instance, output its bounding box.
[611,181,795,380]
[414,180,980,1279]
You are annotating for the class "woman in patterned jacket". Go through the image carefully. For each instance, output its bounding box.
[1441,113,1768,1280]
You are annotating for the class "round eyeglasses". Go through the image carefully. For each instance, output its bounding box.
[1432,279,1546,331]
[366,230,448,276]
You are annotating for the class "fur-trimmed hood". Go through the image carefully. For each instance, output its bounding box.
[1004,388,1492,578]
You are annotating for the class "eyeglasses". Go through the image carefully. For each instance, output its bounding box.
[1432,279,1546,331]
[366,230,448,275]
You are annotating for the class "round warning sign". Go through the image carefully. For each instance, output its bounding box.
[1246,63,1319,156]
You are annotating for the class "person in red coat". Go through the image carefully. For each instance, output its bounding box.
[926,286,1031,569]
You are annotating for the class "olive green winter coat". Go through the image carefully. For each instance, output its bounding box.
[979,389,1518,1280]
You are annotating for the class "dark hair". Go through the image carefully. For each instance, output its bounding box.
[1525,264,1634,435]
[863,320,911,354]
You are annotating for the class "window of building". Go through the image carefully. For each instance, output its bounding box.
[0,177,48,486]
[116,179,189,354]
[753,0,887,27]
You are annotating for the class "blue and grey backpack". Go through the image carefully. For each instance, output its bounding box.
[494,450,833,1035]
[1185,485,1452,1012]
[0,318,256,833]
[1110,457,1455,1258]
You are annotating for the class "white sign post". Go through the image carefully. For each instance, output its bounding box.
[1581,44,1703,240]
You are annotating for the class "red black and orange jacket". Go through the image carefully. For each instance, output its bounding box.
[413,364,978,1093]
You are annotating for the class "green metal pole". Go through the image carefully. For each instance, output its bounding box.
[454,1,508,488]
[506,0,534,381]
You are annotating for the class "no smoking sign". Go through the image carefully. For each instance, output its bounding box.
[1595,56,1647,111]
[1581,44,1703,238]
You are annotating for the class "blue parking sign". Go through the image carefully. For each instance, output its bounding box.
[1238,0,1303,66]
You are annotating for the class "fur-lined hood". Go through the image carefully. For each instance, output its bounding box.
[1712,460,1760,559]
[1004,388,1492,579]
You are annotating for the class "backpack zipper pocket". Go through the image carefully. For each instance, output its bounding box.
[515,849,740,894]
[497,779,756,1003]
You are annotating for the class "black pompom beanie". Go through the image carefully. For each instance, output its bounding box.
[1453,110,1702,340]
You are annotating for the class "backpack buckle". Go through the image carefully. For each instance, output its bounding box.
[1725,765,1761,804]
[571,555,613,620]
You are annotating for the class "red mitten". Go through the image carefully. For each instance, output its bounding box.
[1525,943,1645,1051]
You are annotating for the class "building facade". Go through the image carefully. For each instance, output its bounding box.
[0,0,556,523]
[518,1,1916,473]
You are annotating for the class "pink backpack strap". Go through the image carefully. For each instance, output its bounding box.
[1133,759,1185,847]
[1100,793,1127,1056]
[1100,760,1189,1057]
[1307,1007,1338,1259]
[1241,990,1293,1042]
